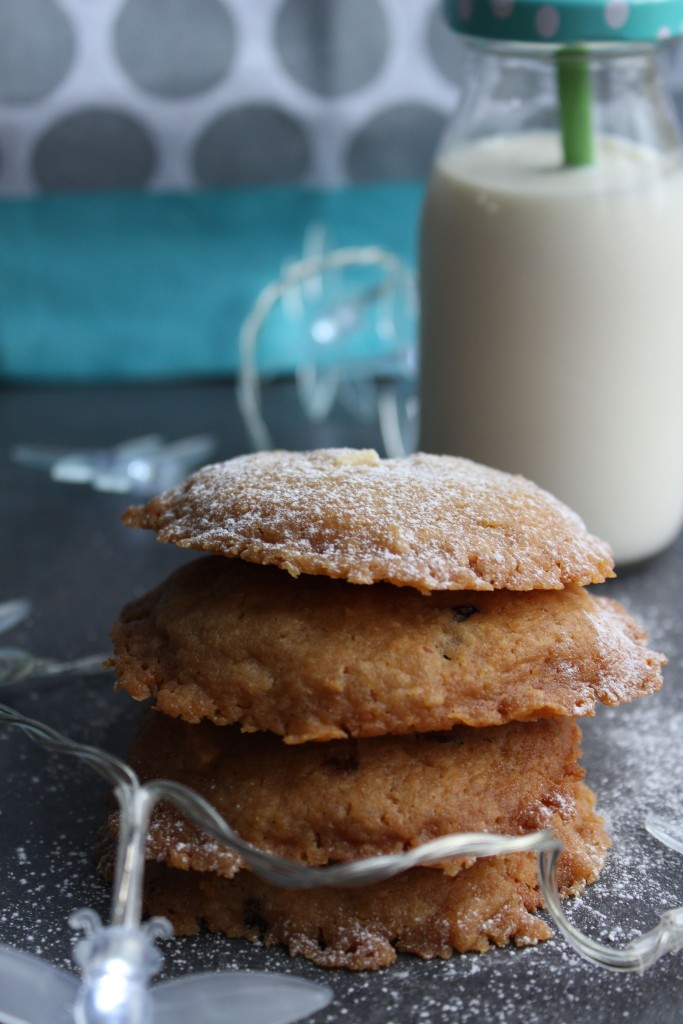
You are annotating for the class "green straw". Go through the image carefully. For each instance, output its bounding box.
[557,46,594,167]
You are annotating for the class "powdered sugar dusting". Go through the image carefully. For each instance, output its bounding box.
[125,450,615,592]
[155,555,683,1024]
[1,566,682,1022]
[584,596,666,706]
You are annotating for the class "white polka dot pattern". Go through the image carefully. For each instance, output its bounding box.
[492,0,515,19]
[535,4,561,37]
[605,0,630,29]
[457,0,474,21]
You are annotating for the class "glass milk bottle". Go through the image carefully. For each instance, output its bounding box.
[419,0,683,564]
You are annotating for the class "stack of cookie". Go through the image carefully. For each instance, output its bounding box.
[99,449,664,970]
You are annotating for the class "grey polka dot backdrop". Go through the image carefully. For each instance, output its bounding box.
[0,0,682,194]
[0,0,467,194]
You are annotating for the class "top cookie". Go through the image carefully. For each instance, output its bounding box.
[123,448,614,592]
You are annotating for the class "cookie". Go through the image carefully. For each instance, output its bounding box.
[133,786,606,969]
[110,556,663,742]
[122,449,614,592]
[139,782,606,968]
[102,712,585,872]
[96,715,609,969]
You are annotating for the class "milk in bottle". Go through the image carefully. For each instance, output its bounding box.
[419,7,683,564]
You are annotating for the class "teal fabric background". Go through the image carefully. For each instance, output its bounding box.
[0,182,423,382]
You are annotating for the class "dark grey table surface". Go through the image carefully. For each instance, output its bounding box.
[1,381,682,1024]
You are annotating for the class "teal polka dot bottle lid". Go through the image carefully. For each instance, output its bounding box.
[443,0,683,43]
